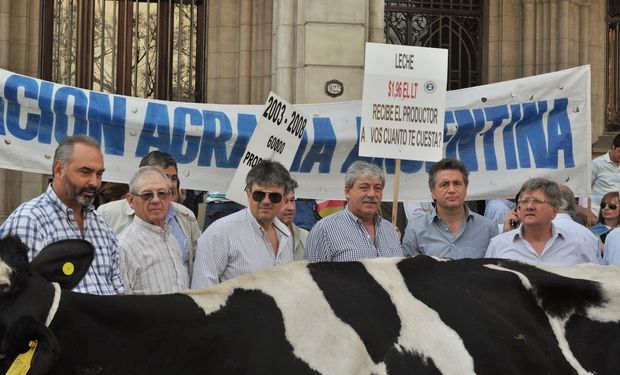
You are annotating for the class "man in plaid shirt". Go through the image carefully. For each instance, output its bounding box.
[0,135,124,295]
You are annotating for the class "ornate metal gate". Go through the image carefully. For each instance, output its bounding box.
[384,0,482,90]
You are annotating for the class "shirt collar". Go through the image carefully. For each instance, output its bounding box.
[512,222,562,240]
[343,205,381,225]
[244,208,291,237]
[133,215,170,236]
[165,203,177,223]
[428,205,473,223]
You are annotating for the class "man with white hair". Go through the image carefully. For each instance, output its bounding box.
[305,161,402,262]
[119,167,189,294]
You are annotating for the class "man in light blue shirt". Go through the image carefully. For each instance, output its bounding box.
[603,228,620,264]
[402,158,497,259]
[486,178,600,266]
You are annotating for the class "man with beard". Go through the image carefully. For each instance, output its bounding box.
[191,160,294,288]
[305,161,402,262]
[0,135,124,295]
[402,158,497,259]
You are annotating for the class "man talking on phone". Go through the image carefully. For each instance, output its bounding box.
[191,160,295,288]
[486,178,600,266]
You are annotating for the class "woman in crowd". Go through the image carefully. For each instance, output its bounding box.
[591,191,620,243]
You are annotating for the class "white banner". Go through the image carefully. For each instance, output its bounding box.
[360,43,447,161]
[0,66,591,201]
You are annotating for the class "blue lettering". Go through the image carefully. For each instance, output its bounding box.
[198,110,232,167]
[136,103,171,155]
[300,117,336,173]
[171,107,201,164]
[546,98,574,168]
[5,75,39,140]
[481,105,510,171]
[446,108,484,171]
[54,87,88,142]
[502,104,522,169]
[37,81,54,144]
[0,97,4,135]
[228,113,257,168]
[88,92,126,155]
[515,101,548,168]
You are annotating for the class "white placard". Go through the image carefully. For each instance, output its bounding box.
[359,43,448,161]
[225,92,309,205]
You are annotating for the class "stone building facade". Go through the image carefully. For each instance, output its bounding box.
[0,0,611,221]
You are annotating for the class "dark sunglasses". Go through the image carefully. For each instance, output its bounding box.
[251,190,283,203]
[133,190,172,202]
[601,202,618,210]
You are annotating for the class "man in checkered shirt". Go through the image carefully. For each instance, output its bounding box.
[305,161,403,262]
[0,135,124,295]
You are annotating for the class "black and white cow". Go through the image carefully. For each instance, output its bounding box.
[0,235,619,375]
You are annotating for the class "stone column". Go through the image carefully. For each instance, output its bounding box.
[273,0,295,101]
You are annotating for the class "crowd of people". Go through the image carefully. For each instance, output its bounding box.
[0,134,618,296]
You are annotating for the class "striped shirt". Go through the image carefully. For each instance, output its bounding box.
[485,223,601,266]
[0,185,124,295]
[119,216,189,294]
[191,208,293,288]
[305,206,403,262]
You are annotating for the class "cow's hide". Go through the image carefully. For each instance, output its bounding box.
[0,236,618,375]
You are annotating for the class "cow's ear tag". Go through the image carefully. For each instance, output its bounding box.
[6,340,37,375]
[62,262,75,276]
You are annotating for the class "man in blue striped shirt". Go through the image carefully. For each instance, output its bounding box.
[305,161,402,262]
[0,135,124,295]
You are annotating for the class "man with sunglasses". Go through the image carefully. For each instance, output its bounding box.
[485,178,600,266]
[0,135,124,295]
[305,161,402,262]
[118,166,189,294]
[191,160,294,288]
[98,151,201,278]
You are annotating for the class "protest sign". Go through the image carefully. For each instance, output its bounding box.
[360,43,448,162]
[226,92,309,204]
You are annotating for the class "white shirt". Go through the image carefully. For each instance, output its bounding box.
[119,216,189,294]
[552,213,601,262]
[485,223,601,266]
[191,209,293,288]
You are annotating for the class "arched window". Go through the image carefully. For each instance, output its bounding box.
[384,0,482,90]
[40,0,206,102]
[607,0,620,132]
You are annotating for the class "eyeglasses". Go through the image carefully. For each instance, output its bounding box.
[518,197,551,207]
[250,190,283,203]
[601,202,618,210]
[133,190,172,202]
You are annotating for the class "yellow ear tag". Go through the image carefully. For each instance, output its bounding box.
[62,262,75,276]
[6,340,37,375]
